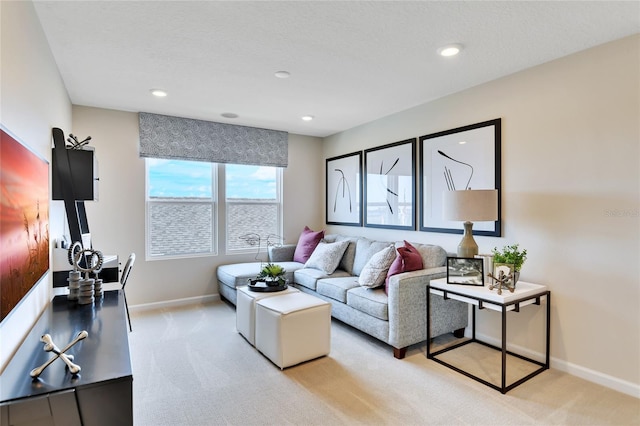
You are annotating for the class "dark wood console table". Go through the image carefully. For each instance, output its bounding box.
[0,290,133,425]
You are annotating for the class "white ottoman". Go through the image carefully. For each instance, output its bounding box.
[236,285,299,346]
[255,292,331,369]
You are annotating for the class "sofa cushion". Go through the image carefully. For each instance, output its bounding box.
[293,226,324,263]
[217,263,263,288]
[346,287,389,321]
[294,268,351,291]
[335,235,358,275]
[385,241,424,292]
[304,240,350,274]
[352,238,391,276]
[217,262,304,288]
[358,245,396,288]
[316,277,360,303]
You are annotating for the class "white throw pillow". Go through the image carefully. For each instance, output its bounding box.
[358,245,396,288]
[304,240,350,274]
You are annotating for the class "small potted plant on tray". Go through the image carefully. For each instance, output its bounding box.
[256,263,287,287]
[491,244,527,285]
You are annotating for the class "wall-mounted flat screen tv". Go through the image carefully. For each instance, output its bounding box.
[0,126,50,322]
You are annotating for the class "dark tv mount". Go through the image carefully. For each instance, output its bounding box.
[52,127,90,258]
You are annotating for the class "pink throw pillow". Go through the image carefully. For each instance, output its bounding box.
[293,226,324,263]
[385,241,424,293]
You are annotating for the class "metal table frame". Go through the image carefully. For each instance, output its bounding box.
[427,280,550,394]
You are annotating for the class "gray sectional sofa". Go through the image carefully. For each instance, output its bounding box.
[217,234,468,359]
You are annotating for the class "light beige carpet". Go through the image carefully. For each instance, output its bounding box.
[128,301,639,425]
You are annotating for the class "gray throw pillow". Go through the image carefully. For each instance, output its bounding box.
[352,238,391,276]
[358,245,396,288]
[304,240,350,274]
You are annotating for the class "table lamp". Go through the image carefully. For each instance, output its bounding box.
[443,189,498,258]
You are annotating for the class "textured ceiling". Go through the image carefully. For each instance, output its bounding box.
[33,1,640,137]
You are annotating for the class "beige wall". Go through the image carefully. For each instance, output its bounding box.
[0,1,72,371]
[323,35,640,396]
[71,106,324,307]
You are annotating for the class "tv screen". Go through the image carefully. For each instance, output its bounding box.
[0,126,50,322]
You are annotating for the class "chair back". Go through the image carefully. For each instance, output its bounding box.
[121,253,136,289]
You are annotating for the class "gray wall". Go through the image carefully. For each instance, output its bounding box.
[323,35,640,396]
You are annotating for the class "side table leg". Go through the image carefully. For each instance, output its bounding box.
[426,286,432,358]
[545,291,551,369]
[501,306,507,394]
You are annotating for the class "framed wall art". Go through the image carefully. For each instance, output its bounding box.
[0,126,50,322]
[326,151,362,226]
[419,118,501,236]
[364,138,416,230]
[446,257,485,286]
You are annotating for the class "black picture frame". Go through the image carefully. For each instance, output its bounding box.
[446,257,485,286]
[419,118,501,236]
[364,138,416,230]
[326,151,363,226]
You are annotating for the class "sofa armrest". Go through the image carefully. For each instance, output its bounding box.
[268,244,296,262]
[386,266,467,349]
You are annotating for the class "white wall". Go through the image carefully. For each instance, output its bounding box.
[0,1,72,372]
[70,106,324,307]
[323,35,640,396]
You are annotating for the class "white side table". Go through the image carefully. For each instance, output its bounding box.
[427,278,550,394]
[236,285,299,346]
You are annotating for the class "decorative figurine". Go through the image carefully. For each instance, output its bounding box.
[66,133,92,150]
[67,244,104,304]
[487,269,515,295]
[30,330,88,378]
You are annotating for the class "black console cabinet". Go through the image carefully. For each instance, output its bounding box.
[0,291,133,426]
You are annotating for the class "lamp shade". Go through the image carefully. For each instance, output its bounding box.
[442,189,498,222]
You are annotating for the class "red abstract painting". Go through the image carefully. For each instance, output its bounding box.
[0,127,49,322]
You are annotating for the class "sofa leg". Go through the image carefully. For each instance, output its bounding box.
[393,347,407,359]
[453,328,465,338]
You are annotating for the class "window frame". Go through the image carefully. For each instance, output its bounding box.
[145,158,218,261]
[224,164,283,256]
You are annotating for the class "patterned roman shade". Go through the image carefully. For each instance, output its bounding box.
[138,112,288,167]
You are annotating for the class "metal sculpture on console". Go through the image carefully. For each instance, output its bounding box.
[67,243,104,304]
[487,268,515,295]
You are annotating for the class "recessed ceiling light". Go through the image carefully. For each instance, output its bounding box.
[150,89,167,97]
[274,71,291,79]
[221,112,238,119]
[301,115,314,121]
[437,44,463,57]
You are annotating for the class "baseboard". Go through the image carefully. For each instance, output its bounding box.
[475,332,640,399]
[129,294,220,313]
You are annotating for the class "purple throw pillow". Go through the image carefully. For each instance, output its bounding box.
[385,241,424,293]
[293,226,324,263]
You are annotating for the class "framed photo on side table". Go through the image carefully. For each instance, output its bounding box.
[326,151,362,226]
[446,257,484,286]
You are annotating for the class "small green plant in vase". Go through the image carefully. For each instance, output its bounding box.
[257,263,286,286]
[491,244,527,285]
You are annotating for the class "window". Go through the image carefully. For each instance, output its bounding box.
[146,159,217,259]
[225,164,282,253]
